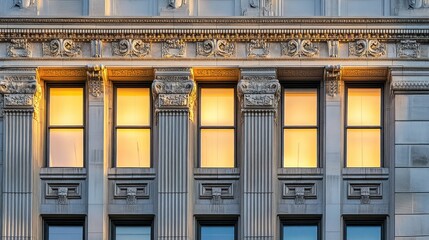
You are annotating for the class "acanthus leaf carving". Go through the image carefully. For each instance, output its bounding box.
[197,39,235,58]
[112,39,150,58]
[162,39,186,58]
[87,65,105,98]
[247,39,270,58]
[4,94,33,107]
[397,40,420,58]
[349,39,386,57]
[281,39,319,57]
[7,39,32,58]
[0,75,37,94]
[43,39,82,57]
[325,65,342,97]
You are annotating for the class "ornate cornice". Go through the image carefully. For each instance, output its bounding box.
[391,80,429,90]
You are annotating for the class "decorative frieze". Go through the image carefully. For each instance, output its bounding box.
[87,65,105,98]
[281,39,319,57]
[283,183,317,205]
[91,40,103,58]
[0,75,37,94]
[247,39,270,58]
[43,39,82,57]
[347,183,382,204]
[162,39,186,58]
[112,39,150,57]
[391,80,429,91]
[3,94,33,106]
[238,68,280,112]
[328,40,339,58]
[408,0,429,8]
[349,39,386,57]
[397,40,420,58]
[325,65,342,97]
[7,39,32,57]
[45,183,81,205]
[197,39,235,58]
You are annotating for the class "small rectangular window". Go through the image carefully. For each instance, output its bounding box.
[114,86,151,167]
[111,220,152,240]
[345,220,384,240]
[197,220,237,240]
[47,86,85,167]
[283,87,319,167]
[281,219,320,240]
[44,219,84,240]
[199,86,235,168]
[346,86,382,167]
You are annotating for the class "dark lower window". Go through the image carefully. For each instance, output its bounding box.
[44,219,84,240]
[111,219,152,240]
[281,218,320,240]
[345,224,383,240]
[197,220,237,240]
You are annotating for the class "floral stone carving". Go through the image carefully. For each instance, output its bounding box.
[162,39,186,58]
[397,40,420,58]
[349,39,386,57]
[7,39,32,57]
[247,39,270,58]
[197,39,235,58]
[112,39,150,57]
[43,39,82,57]
[281,39,319,57]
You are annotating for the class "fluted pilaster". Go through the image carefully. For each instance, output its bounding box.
[153,68,195,240]
[238,68,280,240]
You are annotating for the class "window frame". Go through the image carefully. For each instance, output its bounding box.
[344,83,384,167]
[197,83,237,168]
[110,218,153,240]
[281,82,321,168]
[112,83,153,168]
[280,217,321,240]
[343,217,385,240]
[196,219,238,240]
[45,83,86,168]
[43,217,85,240]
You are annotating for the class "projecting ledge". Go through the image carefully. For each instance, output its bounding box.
[342,168,389,180]
[194,168,240,180]
[278,168,324,180]
[40,168,87,180]
[108,168,156,180]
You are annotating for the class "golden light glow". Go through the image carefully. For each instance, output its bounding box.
[347,88,381,126]
[201,129,234,168]
[284,89,317,126]
[49,88,83,126]
[284,129,317,167]
[117,88,150,126]
[201,88,234,126]
[347,129,381,167]
[49,129,84,167]
[116,129,151,167]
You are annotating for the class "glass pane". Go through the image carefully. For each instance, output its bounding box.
[116,226,151,240]
[346,225,382,240]
[117,88,150,126]
[49,129,84,167]
[201,226,235,240]
[201,129,234,168]
[117,129,151,167]
[348,88,381,126]
[49,88,83,126]
[347,129,381,167]
[49,226,83,240]
[284,88,317,126]
[201,88,235,126]
[284,129,317,168]
[283,225,318,240]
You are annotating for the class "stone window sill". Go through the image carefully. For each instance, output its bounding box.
[40,167,87,180]
[342,167,389,180]
[108,168,156,180]
[194,168,240,180]
[277,168,324,180]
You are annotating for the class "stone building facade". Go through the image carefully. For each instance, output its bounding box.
[1,0,429,239]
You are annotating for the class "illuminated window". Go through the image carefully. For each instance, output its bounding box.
[199,86,235,168]
[346,87,382,167]
[283,88,318,167]
[47,86,84,167]
[114,86,151,167]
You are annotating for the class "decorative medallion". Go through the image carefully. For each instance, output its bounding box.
[162,39,186,58]
[42,39,82,57]
[281,39,319,57]
[247,39,270,58]
[397,40,420,58]
[112,39,151,57]
[197,39,235,58]
[7,39,32,57]
[349,39,386,57]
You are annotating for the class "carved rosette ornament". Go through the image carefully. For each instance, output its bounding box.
[87,65,105,98]
[281,39,319,57]
[0,74,38,110]
[43,39,82,57]
[397,40,420,58]
[324,65,342,97]
[162,39,186,58]
[349,39,386,57]
[112,39,151,57]
[197,39,235,58]
[7,39,32,57]
[237,68,280,115]
[247,39,270,58]
[152,68,196,119]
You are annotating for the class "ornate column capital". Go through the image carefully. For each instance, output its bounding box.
[324,65,342,97]
[0,68,40,111]
[152,68,196,116]
[87,65,106,98]
[237,68,280,113]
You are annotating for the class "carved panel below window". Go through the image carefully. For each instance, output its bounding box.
[114,183,149,201]
[45,183,81,205]
[348,183,382,204]
[199,183,234,200]
[283,183,317,205]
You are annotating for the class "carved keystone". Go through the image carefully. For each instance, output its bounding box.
[237,68,280,113]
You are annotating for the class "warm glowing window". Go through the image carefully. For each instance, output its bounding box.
[346,87,382,167]
[115,87,151,167]
[283,88,318,168]
[48,86,84,167]
[199,87,235,168]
